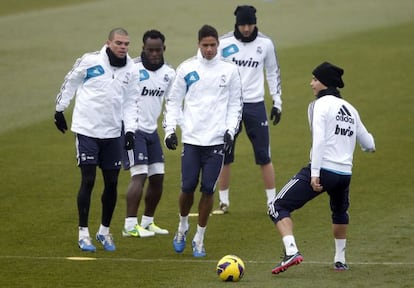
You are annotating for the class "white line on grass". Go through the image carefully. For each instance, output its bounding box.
[0,255,413,266]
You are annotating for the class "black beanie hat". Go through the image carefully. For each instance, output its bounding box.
[234,5,257,25]
[312,61,345,88]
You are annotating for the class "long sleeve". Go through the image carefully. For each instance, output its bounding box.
[356,115,376,152]
[264,40,282,110]
[310,101,327,177]
[163,64,186,136]
[123,72,140,133]
[226,68,243,137]
[55,57,85,112]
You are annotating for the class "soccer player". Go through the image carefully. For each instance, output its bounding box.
[163,24,243,257]
[213,5,282,214]
[54,28,140,252]
[122,30,175,238]
[269,62,376,273]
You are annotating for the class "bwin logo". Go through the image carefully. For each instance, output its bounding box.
[336,105,354,124]
[141,86,165,97]
[335,125,354,137]
[232,57,259,68]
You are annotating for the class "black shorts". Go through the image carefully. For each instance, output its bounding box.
[269,165,351,224]
[224,101,271,165]
[75,134,122,170]
[181,143,224,194]
[122,129,164,169]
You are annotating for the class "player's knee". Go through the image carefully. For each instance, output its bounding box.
[332,211,349,224]
[224,151,235,165]
[80,166,96,190]
[81,177,95,191]
[200,183,215,194]
[268,200,291,223]
[182,181,198,193]
[255,149,271,165]
[148,173,163,183]
[331,202,349,224]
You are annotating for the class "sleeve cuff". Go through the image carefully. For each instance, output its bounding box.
[272,95,282,111]
[55,105,65,112]
[311,168,320,178]
[164,128,175,140]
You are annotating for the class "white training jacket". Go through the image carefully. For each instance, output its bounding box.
[219,31,282,110]
[308,95,376,177]
[134,58,175,133]
[55,45,140,139]
[163,50,243,146]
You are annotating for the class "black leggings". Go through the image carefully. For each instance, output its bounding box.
[77,165,119,227]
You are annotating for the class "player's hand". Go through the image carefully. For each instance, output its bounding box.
[124,131,135,150]
[165,133,178,150]
[310,177,323,192]
[54,111,68,133]
[270,107,282,126]
[223,130,234,154]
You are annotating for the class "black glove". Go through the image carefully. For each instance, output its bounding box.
[124,131,135,150]
[223,130,234,154]
[54,111,68,133]
[165,133,178,150]
[270,107,282,126]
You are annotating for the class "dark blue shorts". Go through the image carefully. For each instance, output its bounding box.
[75,134,122,170]
[122,130,164,169]
[224,101,271,165]
[181,143,224,194]
[269,165,351,224]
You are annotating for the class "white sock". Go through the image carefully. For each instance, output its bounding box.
[140,215,154,228]
[283,235,299,255]
[219,189,229,206]
[125,217,138,230]
[193,225,206,244]
[178,215,189,233]
[78,227,90,240]
[98,224,109,236]
[266,188,276,205]
[334,239,347,263]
